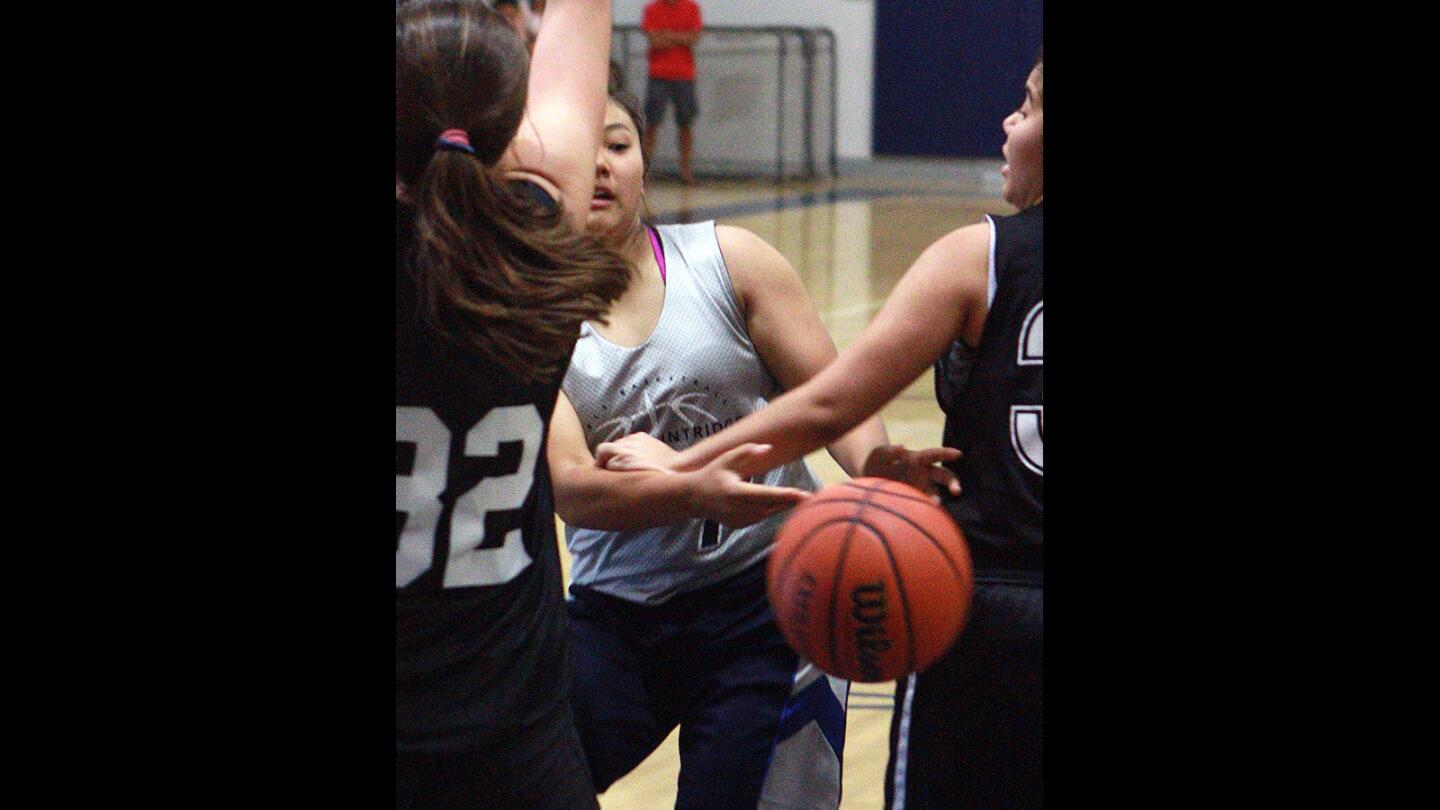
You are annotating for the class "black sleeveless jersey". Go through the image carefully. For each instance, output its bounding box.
[935,204,1043,579]
[395,191,573,752]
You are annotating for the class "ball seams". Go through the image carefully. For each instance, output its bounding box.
[794,495,970,596]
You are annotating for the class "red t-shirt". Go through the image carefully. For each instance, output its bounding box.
[642,0,702,81]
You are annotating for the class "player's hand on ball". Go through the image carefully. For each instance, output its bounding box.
[595,432,679,473]
[861,444,962,502]
[686,444,811,528]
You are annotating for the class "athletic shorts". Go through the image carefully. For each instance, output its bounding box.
[567,561,849,810]
[395,701,598,810]
[644,77,699,129]
[885,580,1043,810]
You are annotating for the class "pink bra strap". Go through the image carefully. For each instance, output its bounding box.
[647,225,666,283]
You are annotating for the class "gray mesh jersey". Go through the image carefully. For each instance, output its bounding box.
[562,221,821,604]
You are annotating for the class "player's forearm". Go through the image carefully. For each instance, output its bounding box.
[674,384,855,478]
[520,0,612,225]
[553,465,703,530]
[529,0,612,129]
[674,340,907,478]
[534,0,612,69]
[824,415,890,479]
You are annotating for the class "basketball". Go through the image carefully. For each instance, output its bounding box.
[766,477,973,683]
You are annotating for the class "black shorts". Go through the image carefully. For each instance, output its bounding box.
[884,581,1043,810]
[395,701,598,810]
[645,77,699,129]
[567,562,849,809]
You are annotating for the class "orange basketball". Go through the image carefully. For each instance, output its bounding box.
[766,477,973,683]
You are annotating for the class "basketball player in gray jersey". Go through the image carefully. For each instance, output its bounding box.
[545,82,960,809]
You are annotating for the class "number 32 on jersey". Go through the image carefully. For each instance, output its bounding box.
[395,405,542,589]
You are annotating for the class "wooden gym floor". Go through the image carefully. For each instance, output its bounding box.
[556,157,1015,809]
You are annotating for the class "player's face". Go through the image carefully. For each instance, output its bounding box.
[588,100,646,243]
[1000,67,1043,209]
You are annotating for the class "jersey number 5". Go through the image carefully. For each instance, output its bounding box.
[1011,301,1043,475]
[395,405,542,589]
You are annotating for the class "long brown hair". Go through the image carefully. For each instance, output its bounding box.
[396,0,631,383]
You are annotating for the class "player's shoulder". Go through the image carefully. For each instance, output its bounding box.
[712,223,769,256]
[713,224,791,276]
[712,224,800,307]
[930,222,991,269]
[988,205,1043,267]
[905,223,990,305]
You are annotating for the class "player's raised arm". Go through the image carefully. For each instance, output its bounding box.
[498,0,613,231]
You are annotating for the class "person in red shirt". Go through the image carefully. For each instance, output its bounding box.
[641,0,702,184]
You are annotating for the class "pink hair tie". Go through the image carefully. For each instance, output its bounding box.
[435,128,475,155]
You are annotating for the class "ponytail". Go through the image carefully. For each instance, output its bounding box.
[407,148,631,383]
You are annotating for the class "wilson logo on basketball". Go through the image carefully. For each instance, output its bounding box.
[767,478,973,683]
[850,581,892,681]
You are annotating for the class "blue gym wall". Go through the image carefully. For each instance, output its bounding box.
[873,0,1042,158]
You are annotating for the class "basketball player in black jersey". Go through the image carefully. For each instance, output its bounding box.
[395,2,629,807]
[598,52,1045,810]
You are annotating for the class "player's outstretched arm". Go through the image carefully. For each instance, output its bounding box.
[601,223,991,480]
[497,0,612,231]
[548,393,810,530]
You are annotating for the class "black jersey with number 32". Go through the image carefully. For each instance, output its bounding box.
[935,204,1043,577]
[395,198,571,753]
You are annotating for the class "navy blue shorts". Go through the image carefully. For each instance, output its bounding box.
[395,701,598,810]
[885,581,1043,810]
[645,77,699,129]
[568,562,849,809]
